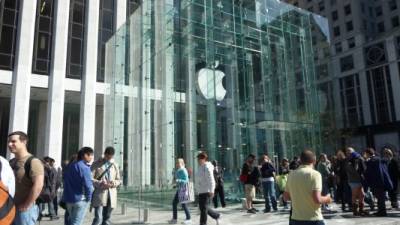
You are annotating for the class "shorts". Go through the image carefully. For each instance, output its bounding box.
[244,184,255,200]
[348,182,362,190]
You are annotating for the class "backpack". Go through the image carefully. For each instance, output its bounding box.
[20,156,55,203]
[0,160,16,225]
[37,163,57,203]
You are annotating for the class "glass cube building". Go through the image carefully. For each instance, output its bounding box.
[104,0,328,206]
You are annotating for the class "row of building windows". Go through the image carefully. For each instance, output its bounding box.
[0,0,118,81]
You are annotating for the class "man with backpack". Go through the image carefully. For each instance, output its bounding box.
[0,155,16,225]
[8,131,44,225]
[37,157,58,221]
[240,154,260,213]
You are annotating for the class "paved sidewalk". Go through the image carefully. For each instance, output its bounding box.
[38,203,400,225]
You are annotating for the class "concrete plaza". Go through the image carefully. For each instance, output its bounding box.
[39,203,400,225]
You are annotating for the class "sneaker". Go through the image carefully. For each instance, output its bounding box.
[247,209,256,214]
[373,211,387,217]
[168,219,178,224]
[50,216,60,221]
[251,208,259,212]
[263,208,271,213]
[182,219,192,224]
[215,216,221,225]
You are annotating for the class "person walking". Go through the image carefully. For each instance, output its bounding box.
[8,131,44,225]
[335,150,351,212]
[63,147,94,225]
[382,148,399,209]
[195,152,221,225]
[284,150,332,225]
[345,147,367,216]
[317,154,332,211]
[260,154,277,212]
[240,154,260,213]
[364,148,393,217]
[38,157,58,221]
[91,147,122,225]
[168,158,191,224]
[211,160,226,208]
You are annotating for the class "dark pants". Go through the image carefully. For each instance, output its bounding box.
[290,220,325,225]
[389,185,398,208]
[172,191,191,220]
[338,182,351,209]
[53,196,59,215]
[39,201,56,217]
[213,184,226,208]
[198,193,220,225]
[92,196,113,225]
[372,188,386,213]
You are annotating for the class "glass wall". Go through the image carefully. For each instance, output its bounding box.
[104,0,327,207]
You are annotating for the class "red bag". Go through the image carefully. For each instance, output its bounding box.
[239,174,248,183]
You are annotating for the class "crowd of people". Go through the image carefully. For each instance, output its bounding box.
[0,131,121,225]
[1,130,399,225]
[237,147,399,224]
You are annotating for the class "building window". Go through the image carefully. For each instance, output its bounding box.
[346,21,354,31]
[335,42,342,53]
[32,0,55,75]
[377,22,385,33]
[361,3,365,13]
[389,0,397,11]
[366,66,396,123]
[318,1,325,11]
[348,37,355,49]
[330,0,336,6]
[392,16,399,28]
[333,26,340,37]
[344,4,351,15]
[0,0,20,70]
[365,42,386,66]
[340,55,354,72]
[340,74,364,127]
[97,0,115,82]
[66,0,86,79]
[332,11,338,21]
[375,6,383,16]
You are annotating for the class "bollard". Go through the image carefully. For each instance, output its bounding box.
[121,203,127,215]
[143,208,149,222]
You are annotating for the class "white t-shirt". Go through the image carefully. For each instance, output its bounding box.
[0,156,15,197]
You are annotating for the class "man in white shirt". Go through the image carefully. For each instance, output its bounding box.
[0,156,15,197]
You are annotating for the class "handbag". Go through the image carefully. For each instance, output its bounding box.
[179,182,194,204]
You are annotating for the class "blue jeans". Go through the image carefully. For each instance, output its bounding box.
[172,191,191,220]
[262,181,277,211]
[290,220,325,225]
[13,204,39,225]
[66,201,89,225]
[92,196,113,225]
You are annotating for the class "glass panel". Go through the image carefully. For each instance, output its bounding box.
[104,0,326,209]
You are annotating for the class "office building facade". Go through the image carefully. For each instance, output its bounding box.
[285,0,400,153]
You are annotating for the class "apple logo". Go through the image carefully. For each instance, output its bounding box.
[196,61,227,101]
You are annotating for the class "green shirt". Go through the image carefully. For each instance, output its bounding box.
[286,165,323,221]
